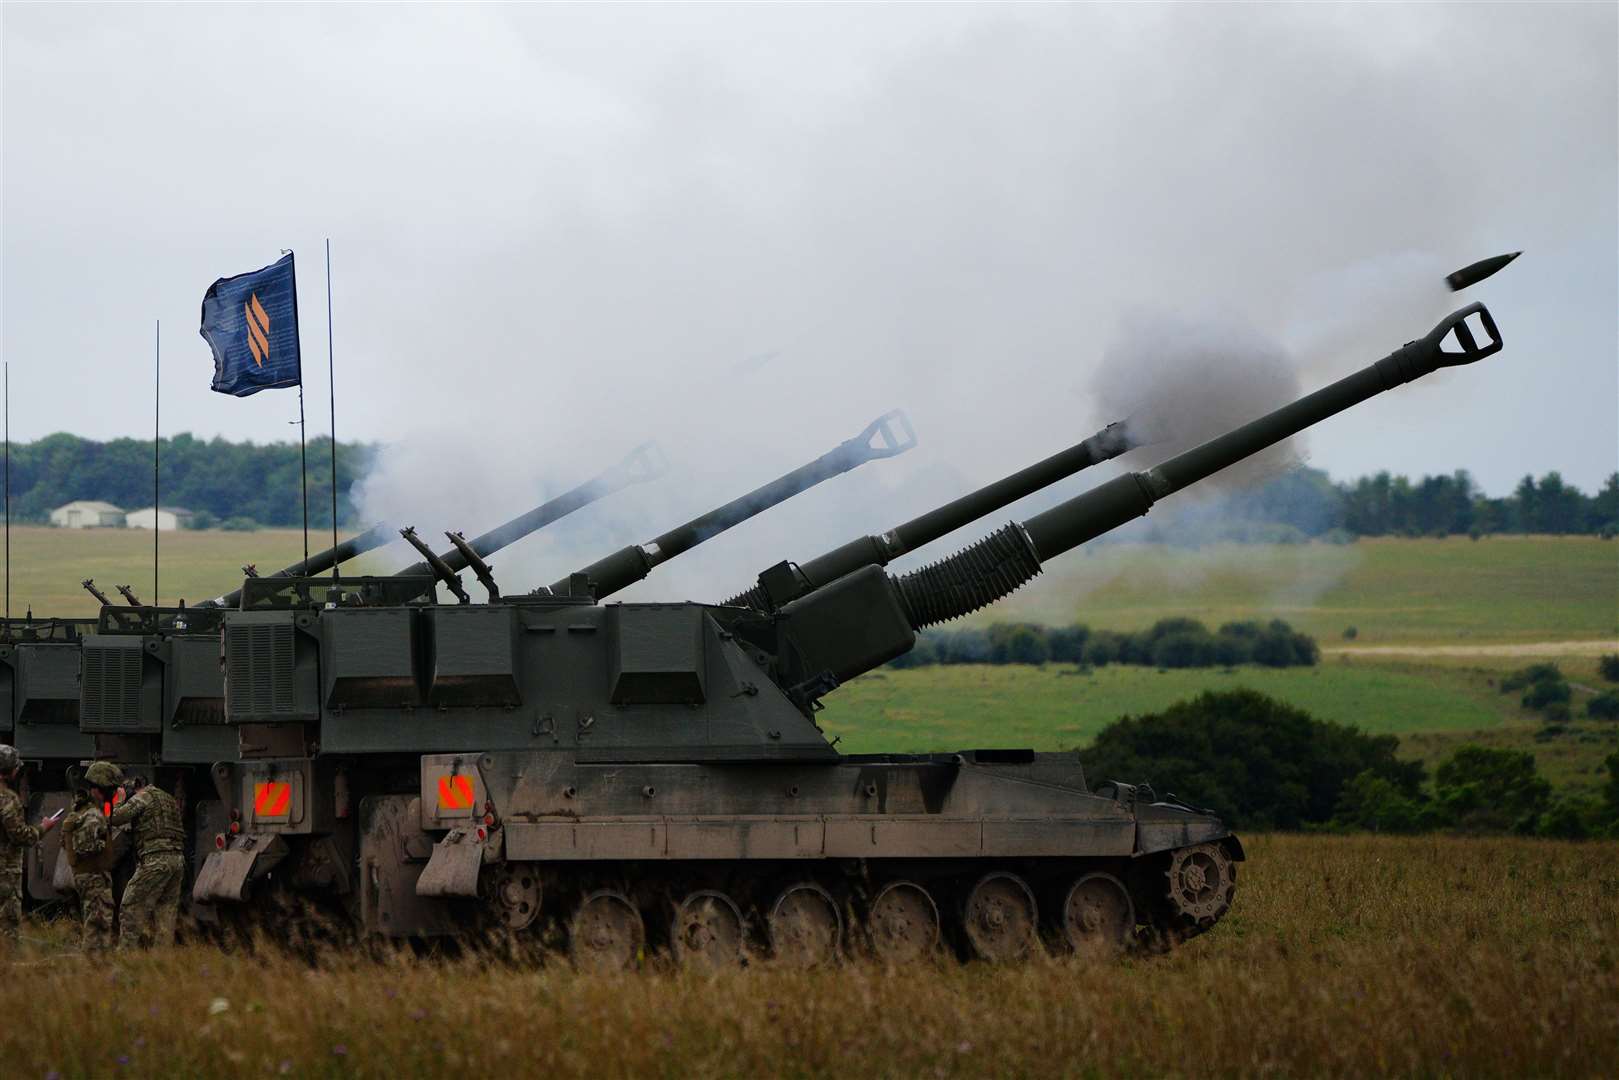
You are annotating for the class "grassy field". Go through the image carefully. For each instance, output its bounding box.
[4,834,1614,1077]
[983,534,1618,645]
[1,526,386,617]
[821,654,1619,794]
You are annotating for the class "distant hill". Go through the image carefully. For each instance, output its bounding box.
[8,432,373,528]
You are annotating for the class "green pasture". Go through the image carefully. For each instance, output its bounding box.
[980,534,1618,645]
[1,526,383,617]
[819,658,1619,794]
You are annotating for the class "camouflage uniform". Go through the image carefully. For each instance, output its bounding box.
[107,784,185,949]
[0,778,43,944]
[61,791,115,950]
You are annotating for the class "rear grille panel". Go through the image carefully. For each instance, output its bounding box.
[80,642,147,732]
[226,622,296,719]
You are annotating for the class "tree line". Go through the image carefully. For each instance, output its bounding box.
[1193,466,1619,541]
[890,618,1319,670]
[9,432,372,528]
[8,432,1615,538]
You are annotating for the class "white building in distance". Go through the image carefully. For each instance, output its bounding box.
[49,500,125,528]
[125,506,196,531]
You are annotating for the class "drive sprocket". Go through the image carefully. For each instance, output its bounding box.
[1163,842,1236,929]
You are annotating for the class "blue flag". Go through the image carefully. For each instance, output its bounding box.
[200,253,302,396]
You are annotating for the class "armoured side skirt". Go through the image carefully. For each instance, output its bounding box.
[502,815,1135,861]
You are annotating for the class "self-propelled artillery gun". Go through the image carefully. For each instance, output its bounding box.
[182,299,1508,970]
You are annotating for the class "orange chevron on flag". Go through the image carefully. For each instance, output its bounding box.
[244,292,271,367]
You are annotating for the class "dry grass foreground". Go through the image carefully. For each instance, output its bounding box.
[3,834,1616,1078]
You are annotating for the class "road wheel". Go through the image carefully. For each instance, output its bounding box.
[1060,871,1133,957]
[569,890,644,973]
[962,871,1037,963]
[867,880,940,964]
[671,889,746,970]
[767,882,842,967]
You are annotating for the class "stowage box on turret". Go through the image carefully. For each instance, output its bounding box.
[180,299,1508,969]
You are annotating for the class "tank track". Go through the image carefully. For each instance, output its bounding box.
[427,846,1237,969]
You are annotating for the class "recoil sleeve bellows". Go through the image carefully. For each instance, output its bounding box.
[891,523,1042,629]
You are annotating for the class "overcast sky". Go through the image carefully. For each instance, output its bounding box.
[3,3,1615,596]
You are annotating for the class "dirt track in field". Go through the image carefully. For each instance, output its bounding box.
[1325,640,1618,658]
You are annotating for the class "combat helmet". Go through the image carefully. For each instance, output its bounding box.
[84,760,125,789]
[0,744,19,774]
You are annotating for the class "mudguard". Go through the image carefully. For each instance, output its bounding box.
[416,828,493,898]
[191,832,289,903]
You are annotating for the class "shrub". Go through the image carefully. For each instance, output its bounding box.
[1539,702,1572,724]
[1082,631,1128,667]
[933,628,991,664]
[1536,794,1606,840]
[1522,678,1571,711]
[1586,692,1619,721]
[1080,689,1423,830]
[1598,654,1619,683]
[1151,631,1216,669]
[1331,770,1440,834]
[188,509,217,530]
[1500,663,1561,693]
[989,623,1050,666]
[1434,746,1552,834]
[1251,619,1319,667]
[1343,626,1358,640]
[1605,752,1619,823]
[1046,625,1090,664]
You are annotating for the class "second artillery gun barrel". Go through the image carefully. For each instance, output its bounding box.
[395,442,666,583]
[726,419,1137,610]
[550,410,916,601]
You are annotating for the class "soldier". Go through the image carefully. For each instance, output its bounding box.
[0,743,59,945]
[60,762,121,950]
[106,771,185,950]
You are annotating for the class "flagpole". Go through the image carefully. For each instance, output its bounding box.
[284,250,309,566]
[298,387,309,564]
[5,361,10,623]
[325,238,338,576]
[154,319,160,606]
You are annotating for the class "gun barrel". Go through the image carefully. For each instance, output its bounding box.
[893,303,1503,629]
[556,410,917,601]
[200,443,665,609]
[727,420,1135,609]
[392,441,667,584]
[200,521,396,609]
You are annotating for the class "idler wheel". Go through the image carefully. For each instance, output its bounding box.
[767,882,842,967]
[483,864,543,932]
[671,890,746,969]
[962,872,1038,963]
[866,880,940,964]
[569,890,644,973]
[1164,843,1236,928]
[1060,872,1134,957]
